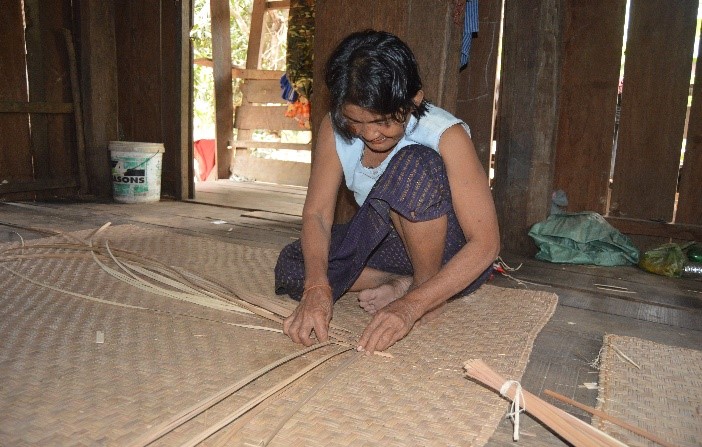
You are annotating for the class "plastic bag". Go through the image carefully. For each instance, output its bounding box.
[528,212,639,266]
[639,243,688,277]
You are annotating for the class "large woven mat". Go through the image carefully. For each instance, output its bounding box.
[0,224,557,446]
[595,335,702,447]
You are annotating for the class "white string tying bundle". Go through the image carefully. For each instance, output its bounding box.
[500,379,526,441]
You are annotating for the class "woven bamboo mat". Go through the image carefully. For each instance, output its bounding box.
[594,335,702,447]
[0,224,557,447]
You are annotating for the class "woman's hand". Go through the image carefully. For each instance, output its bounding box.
[357,299,420,353]
[283,287,333,346]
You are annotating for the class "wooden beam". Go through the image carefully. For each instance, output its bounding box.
[0,101,73,114]
[232,140,311,151]
[62,29,89,195]
[0,178,78,194]
[606,217,702,242]
[79,0,119,197]
[492,0,563,255]
[210,0,234,179]
[235,105,304,130]
[554,0,626,215]
[179,0,194,200]
[193,59,284,80]
[246,0,267,70]
[266,0,290,10]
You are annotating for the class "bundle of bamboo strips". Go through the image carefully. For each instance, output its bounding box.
[463,359,629,447]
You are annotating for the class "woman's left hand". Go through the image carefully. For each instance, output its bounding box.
[357,299,419,353]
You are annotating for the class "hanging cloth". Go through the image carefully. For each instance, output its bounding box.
[460,0,479,68]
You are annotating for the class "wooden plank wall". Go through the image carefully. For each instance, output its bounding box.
[313,0,463,223]
[0,0,78,200]
[78,1,119,198]
[115,1,163,142]
[492,0,563,255]
[609,0,698,222]
[313,0,463,136]
[677,52,702,225]
[455,0,503,172]
[113,0,191,199]
[553,0,626,215]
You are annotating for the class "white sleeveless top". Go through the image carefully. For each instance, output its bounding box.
[334,104,471,205]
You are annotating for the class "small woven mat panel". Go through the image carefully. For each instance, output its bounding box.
[594,334,702,447]
[0,224,557,447]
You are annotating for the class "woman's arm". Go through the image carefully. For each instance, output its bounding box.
[282,115,344,346]
[358,124,500,352]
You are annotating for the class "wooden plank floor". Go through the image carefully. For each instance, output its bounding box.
[1,180,700,447]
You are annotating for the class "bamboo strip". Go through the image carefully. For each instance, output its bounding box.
[0,238,281,333]
[261,351,363,446]
[129,342,337,447]
[544,390,676,447]
[464,359,629,447]
[179,348,354,447]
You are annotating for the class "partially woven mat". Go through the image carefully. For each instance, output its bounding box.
[0,224,557,446]
[594,335,702,447]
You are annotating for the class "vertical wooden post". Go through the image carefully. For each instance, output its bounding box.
[210,0,233,180]
[79,0,119,197]
[180,0,194,199]
[553,0,626,215]
[492,0,563,255]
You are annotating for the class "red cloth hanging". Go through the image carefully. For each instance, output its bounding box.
[193,139,215,181]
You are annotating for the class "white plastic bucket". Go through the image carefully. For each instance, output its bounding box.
[108,141,164,203]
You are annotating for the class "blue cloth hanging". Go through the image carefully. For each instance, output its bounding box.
[280,73,298,102]
[461,0,479,68]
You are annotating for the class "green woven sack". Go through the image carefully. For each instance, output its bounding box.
[528,212,639,266]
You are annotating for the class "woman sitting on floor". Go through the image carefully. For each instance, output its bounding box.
[274,30,500,353]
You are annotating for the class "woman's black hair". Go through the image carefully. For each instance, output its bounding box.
[324,30,429,141]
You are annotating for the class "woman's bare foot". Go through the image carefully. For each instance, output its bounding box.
[358,276,412,314]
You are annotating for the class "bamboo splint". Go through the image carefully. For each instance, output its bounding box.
[179,348,356,447]
[464,359,629,447]
[129,342,339,447]
[544,390,676,447]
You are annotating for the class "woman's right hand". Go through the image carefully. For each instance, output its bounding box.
[282,287,333,346]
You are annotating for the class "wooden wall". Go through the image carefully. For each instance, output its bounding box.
[491,0,564,254]
[1,0,699,254]
[0,0,79,200]
[0,0,191,202]
[455,0,503,172]
[313,1,463,136]
[553,0,701,250]
[112,0,192,200]
[553,0,626,215]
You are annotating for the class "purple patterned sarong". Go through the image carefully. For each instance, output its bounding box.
[274,144,492,301]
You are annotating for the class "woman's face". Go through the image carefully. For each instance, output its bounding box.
[342,104,407,153]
